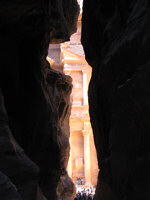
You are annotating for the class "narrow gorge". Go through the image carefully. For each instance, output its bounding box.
[0,1,150,200]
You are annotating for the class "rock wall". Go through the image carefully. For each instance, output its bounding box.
[0,1,79,200]
[82,1,150,200]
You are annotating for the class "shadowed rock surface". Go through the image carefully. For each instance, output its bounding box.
[0,0,79,199]
[0,171,21,200]
[82,0,150,200]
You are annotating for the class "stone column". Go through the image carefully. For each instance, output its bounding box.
[82,71,88,105]
[67,132,72,178]
[83,130,91,186]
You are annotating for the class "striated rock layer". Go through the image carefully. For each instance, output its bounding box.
[82,1,150,200]
[0,0,79,200]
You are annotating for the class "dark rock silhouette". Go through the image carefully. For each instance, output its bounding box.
[82,0,150,199]
[0,0,79,199]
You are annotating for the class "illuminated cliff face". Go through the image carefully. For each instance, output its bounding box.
[77,0,83,13]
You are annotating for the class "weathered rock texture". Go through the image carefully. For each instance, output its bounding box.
[0,1,79,200]
[82,1,150,200]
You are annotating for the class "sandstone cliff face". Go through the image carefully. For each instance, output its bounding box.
[82,1,150,200]
[0,1,79,200]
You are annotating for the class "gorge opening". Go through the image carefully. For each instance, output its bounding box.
[47,11,99,194]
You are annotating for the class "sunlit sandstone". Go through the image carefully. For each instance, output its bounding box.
[48,15,99,187]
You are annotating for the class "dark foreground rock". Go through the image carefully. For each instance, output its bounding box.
[0,0,79,199]
[82,1,150,200]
